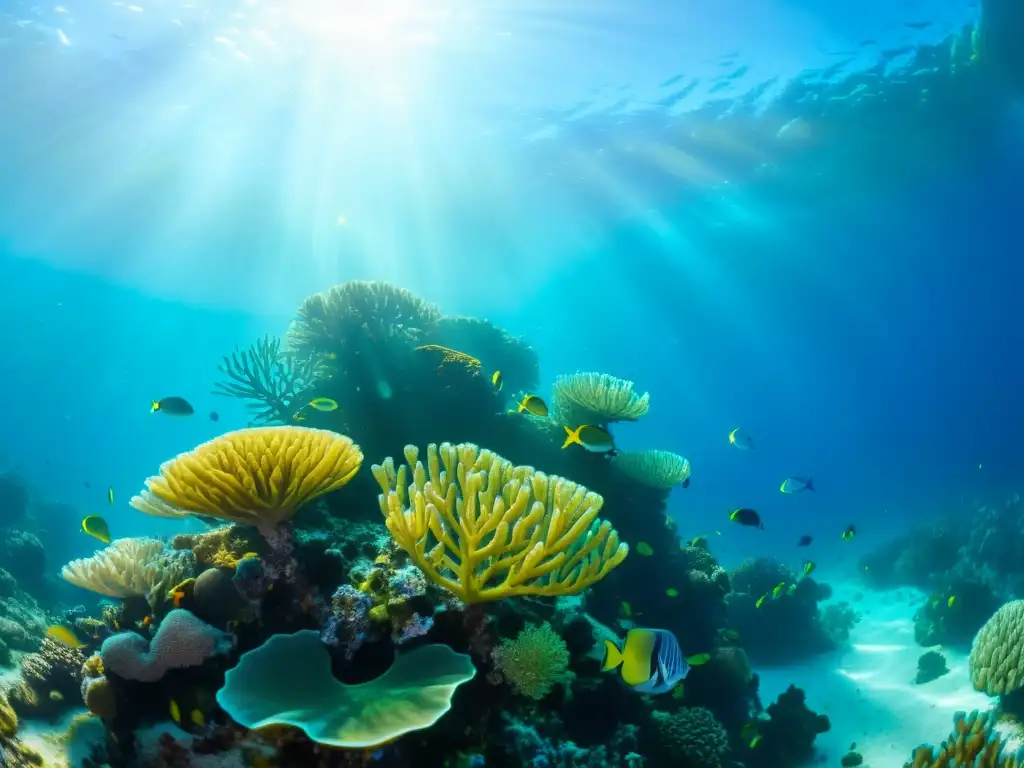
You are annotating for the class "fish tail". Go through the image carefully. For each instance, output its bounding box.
[805,477,815,492]
[561,425,578,449]
[600,639,624,672]
[150,400,160,412]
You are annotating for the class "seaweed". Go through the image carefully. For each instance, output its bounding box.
[213,335,318,425]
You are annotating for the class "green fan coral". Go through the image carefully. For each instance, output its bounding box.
[493,623,570,699]
[612,449,691,489]
[213,335,318,424]
[286,280,442,359]
[551,372,650,426]
[216,629,475,749]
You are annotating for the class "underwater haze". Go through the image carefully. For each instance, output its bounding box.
[2,0,1024,765]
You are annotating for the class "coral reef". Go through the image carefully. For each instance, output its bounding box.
[373,442,629,603]
[214,334,319,424]
[61,537,194,608]
[915,650,949,684]
[0,530,45,585]
[914,580,1000,649]
[651,706,730,767]
[611,449,691,489]
[550,372,651,426]
[101,609,233,682]
[745,685,830,767]
[7,638,85,719]
[905,709,1024,767]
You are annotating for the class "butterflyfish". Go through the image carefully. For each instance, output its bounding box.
[516,394,549,417]
[729,428,754,449]
[82,514,111,544]
[561,424,616,454]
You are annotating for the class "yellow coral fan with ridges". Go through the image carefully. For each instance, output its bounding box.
[372,442,629,604]
[551,372,650,426]
[60,538,193,607]
[612,449,691,489]
[904,709,1024,767]
[130,427,363,533]
[970,600,1024,696]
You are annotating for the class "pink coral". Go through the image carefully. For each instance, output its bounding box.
[100,609,233,682]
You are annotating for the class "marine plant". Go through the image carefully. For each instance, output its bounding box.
[213,334,319,424]
[215,628,476,748]
[129,426,363,533]
[372,442,629,603]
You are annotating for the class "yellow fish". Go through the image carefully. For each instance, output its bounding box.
[771,582,786,599]
[46,625,85,649]
[82,514,111,544]
[308,397,338,412]
[167,577,196,608]
[755,595,767,609]
[750,733,762,748]
[802,561,816,577]
[190,709,205,727]
[561,424,616,454]
[947,595,956,609]
[169,700,181,724]
[107,487,114,505]
[729,428,754,450]
[635,542,654,556]
[516,394,549,417]
[491,371,503,393]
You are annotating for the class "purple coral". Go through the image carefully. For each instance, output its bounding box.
[101,609,233,682]
[260,524,298,583]
[388,565,428,601]
[392,613,434,645]
[320,584,372,659]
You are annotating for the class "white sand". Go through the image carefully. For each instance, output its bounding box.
[757,585,996,767]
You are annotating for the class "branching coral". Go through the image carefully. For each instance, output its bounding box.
[372,442,629,603]
[905,709,1024,767]
[130,426,363,533]
[213,335,319,424]
[612,449,691,489]
[550,371,650,426]
[285,280,442,359]
[60,538,194,608]
[969,600,1024,696]
[492,623,570,700]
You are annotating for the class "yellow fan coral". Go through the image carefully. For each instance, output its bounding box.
[612,449,691,489]
[130,427,363,533]
[60,538,193,608]
[372,442,629,604]
[904,709,1024,767]
[551,372,650,426]
[285,280,442,359]
[970,600,1024,696]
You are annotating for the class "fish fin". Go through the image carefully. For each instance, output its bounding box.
[517,402,526,413]
[561,425,579,450]
[805,477,815,492]
[150,400,160,412]
[601,639,624,672]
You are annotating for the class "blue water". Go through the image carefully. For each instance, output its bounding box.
[0,0,1020,578]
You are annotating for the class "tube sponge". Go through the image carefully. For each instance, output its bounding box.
[216,629,475,749]
[101,609,233,682]
[612,449,691,489]
[129,426,363,533]
[550,371,650,426]
[969,600,1024,696]
[372,442,629,604]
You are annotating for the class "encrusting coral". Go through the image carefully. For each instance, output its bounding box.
[612,449,691,489]
[60,537,194,608]
[129,426,363,533]
[372,442,629,603]
[969,599,1024,697]
[904,709,1024,767]
[215,628,476,748]
[550,371,650,426]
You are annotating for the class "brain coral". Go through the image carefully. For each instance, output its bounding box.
[101,609,233,682]
[969,600,1024,696]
